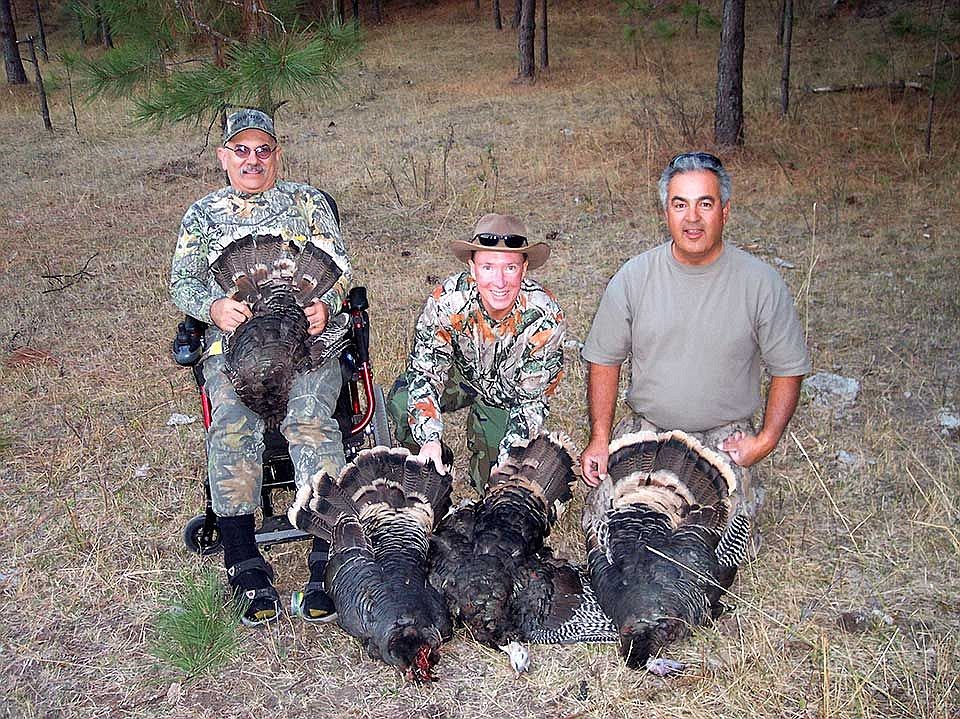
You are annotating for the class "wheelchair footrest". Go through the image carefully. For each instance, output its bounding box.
[256,514,311,546]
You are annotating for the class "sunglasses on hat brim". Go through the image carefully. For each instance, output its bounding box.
[472,233,528,249]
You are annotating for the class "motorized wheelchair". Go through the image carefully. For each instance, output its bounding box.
[173,284,391,556]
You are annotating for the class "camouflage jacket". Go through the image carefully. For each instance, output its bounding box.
[406,271,566,459]
[170,181,351,323]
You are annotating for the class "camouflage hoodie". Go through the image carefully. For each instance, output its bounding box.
[406,271,566,460]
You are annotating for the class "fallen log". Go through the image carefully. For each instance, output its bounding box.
[805,80,924,94]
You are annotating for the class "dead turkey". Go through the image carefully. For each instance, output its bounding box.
[582,430,751,670]
[210,233,347,429]
[288,446,454,682]
[428,433,617,670]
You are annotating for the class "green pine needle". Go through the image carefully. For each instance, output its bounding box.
[79,42,166,98]
[150,567,243,677]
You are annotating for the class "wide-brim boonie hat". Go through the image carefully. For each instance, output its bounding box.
[449,213,551,270]
[223,108,277,143]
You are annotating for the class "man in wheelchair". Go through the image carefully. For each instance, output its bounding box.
[170,108,351,627]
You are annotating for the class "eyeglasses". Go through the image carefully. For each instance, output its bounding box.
[473,233,528,249]
[668,151,723,169]
[222,143,277,160]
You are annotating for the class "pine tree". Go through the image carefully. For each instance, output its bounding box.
[78,0,360,127]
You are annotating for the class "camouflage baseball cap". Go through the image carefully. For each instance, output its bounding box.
[223,108,277,143]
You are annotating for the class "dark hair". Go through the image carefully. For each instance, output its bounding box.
[658,152,732,208]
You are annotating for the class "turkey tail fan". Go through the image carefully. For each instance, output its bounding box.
[210,234,289,308]
[209,235,342,311]
[400,454,454,524]
[487,432,577,518]
[650,430,736,508]
[336,447,452,526]
[607,430,736,530]
[332,514,370,552]
[288,471,359,542]
[606,431,661,479]
[292,244,343,307]
[338,446,410,509]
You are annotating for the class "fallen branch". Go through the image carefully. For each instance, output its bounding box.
[805,80,924,94]
[41,253,98,293]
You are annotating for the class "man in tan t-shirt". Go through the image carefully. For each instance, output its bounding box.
[580,152,810,553]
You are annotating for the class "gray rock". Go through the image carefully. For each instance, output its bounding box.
[836,450,860,466]
[937,408,959,437]
[803,372,860,412]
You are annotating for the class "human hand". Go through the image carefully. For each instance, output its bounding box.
[718,430,771,468]
[580,436,610,487]
[210,297,252,332]
[418,440,447,475]
[304,302,329,336]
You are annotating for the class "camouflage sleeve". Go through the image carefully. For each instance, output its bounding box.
[303,187,352,313]
[169,204,222,323]
[498,309,567,460]
[406,289,453,446]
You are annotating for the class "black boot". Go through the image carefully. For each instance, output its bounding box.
[293,537,337,623]
[219,514,280,627]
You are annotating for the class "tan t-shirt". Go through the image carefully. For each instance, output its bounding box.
[582,241,810,431]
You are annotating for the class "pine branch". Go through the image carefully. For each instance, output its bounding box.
[133,63,235,125]
[79,42,166,97]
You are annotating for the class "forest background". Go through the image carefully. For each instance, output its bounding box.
[1,0,959,717]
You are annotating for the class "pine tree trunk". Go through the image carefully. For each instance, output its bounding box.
[98,4,113,48]
[714,0,745,147]
[511,0,520,29]
[517,0,535,81]
[352,0,359,26]
[241,0,268,41]
[373,0,382,24]
[1,0,28,83]
[925,0,947,155]
[538,0,547,71]
[493,0,502,29]
[32,0,47,60]
[779,0,793,117]
[23,36,51,130]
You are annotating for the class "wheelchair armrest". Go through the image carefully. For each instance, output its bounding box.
[173,315,208,366]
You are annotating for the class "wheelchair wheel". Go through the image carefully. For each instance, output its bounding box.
[370,384,391,448]
[182,514,223,556]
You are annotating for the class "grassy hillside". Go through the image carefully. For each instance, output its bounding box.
[1,0,958,716]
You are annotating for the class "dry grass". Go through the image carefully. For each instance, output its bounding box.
[1,0,959,716]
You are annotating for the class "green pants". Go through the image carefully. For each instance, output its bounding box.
[387,371,508,494]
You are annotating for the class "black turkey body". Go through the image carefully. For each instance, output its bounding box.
[428,433,617,650]
[582,430,751,668]
[210,234,344,430]
[288,447,453,681]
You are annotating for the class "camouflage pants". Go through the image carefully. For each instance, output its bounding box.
[612,412,765,523]
[387,371,507,494]
[203,350,345,516]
